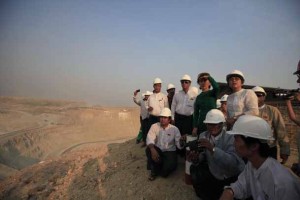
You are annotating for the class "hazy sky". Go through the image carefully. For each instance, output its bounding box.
[0,0,299,106]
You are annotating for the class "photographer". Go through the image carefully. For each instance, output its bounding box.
[285,60,300,176]
[189,109,244,200]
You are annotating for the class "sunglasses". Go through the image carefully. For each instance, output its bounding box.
[181,80,190,84]
[199,78,208,83]
[256,93,265,97]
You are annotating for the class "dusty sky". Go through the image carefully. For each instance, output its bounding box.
[0,0,300,106]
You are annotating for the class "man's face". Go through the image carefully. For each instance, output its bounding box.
[255,92,265,107]
[220,102,227,113]
[297,74,300,84]
[234,135,251,158]
[181,80,191,90]
[167,88,175,96]
[160,116,171,127]
[144,95,150,100]
[153,83,161,93]
[206,123,223,137]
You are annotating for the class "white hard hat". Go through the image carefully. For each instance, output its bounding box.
[226,70,245,83]
[188,86,199,97]
[228,115,274,141]
[153,78,162,84]
[252,86,266,96]
[203,109,225,124]
[220,94,228,102]
[144,91,153,96]
[167,83,175,90]
[181,74,192,82]
[160,107,172,117]
[216,99,221,109]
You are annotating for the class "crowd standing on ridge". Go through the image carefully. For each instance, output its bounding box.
[132,62,300,200]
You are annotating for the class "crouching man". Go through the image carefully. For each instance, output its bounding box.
[146,107,184,181]
[220,115,300,200]
[189,109,245,200]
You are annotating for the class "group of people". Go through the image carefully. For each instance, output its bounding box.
[133,66,300,200]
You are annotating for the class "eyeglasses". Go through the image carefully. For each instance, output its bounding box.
[199,78,208,83]
[256,93,265,97]
[181,80,190,84]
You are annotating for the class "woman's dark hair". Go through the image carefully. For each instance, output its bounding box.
[240,135,270,158]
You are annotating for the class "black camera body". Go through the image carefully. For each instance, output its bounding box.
[180,139,205,153]
[272,88,299,99]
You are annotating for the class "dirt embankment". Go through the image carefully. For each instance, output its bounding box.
[0,140,197,200]
[0,96,299,200]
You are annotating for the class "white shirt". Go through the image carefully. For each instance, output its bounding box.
[227,89,259,118]
[133,96,149,120]
[231,157,300,200]
[171,90,196,120]
[147,92,169,116]
[146,123,182,151]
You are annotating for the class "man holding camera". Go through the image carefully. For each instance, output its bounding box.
[189,109,245,200]
[133,90,152,147]
[286,59,300,176]
[252,86,290,164]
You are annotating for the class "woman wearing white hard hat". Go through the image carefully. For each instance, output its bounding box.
[226,70,258,129]
[189,109,244,200]
[220,115,300,200]
[193,72,220,136]
[146,108,184,181]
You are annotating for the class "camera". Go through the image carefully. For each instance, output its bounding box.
[136,89,140,93]
[180,139,205,153]
[272,88,300,99]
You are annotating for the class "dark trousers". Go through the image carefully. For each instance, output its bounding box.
[149,115,160,126]
[174,113,193,135]
[141,118,149,142]
[190,163,238,200]
[145,146,178,177]
[269,146,277,160]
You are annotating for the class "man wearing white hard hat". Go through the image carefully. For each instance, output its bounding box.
[286,59,300,176]
[226,70,258,129]
[146,108,184,181]
[133,90,153,147]
[220,94,228,119]
[166,83,175,109]
[189,109,244,200]
[147,78,169,128]
[252,86,290,164]
[171,74,196,136]
[220,115,300,200]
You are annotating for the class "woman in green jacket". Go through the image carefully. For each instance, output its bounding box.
[192,72,220,136]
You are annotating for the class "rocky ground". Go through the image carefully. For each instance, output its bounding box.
[0,140,197,200]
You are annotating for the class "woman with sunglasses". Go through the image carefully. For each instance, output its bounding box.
[192,72,220,136]
[226,70,258,130]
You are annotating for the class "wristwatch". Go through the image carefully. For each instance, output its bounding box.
[212,147,216,153]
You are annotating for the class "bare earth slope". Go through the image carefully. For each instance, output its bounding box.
[0,96,298,200]
[0,97,196,199]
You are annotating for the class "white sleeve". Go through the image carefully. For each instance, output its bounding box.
[146,124,157,145]
[230,166,252,199]
[244,90,259,116]
[174,127,183,149]
[171,94,177,120]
